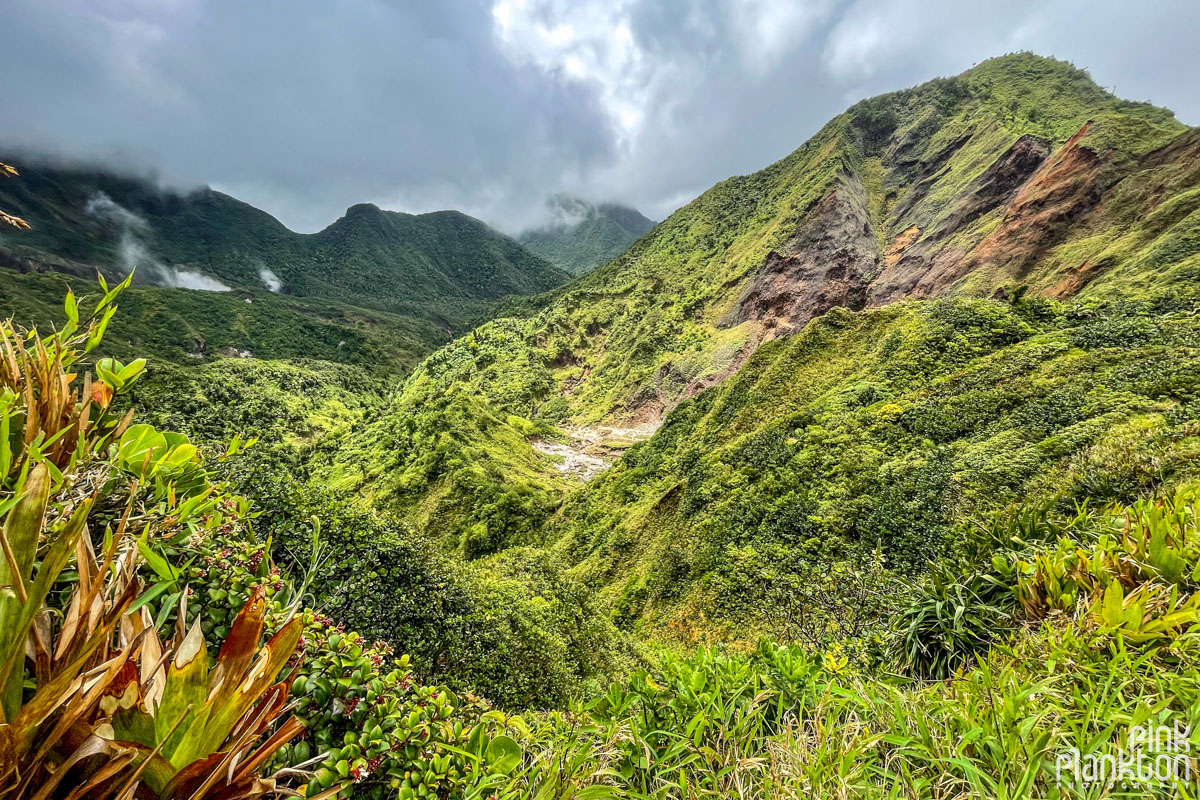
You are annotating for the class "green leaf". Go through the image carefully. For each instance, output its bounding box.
[63,290,79,325]
[137,534,180,583]
[485,735,522,775]
[127,580,173,614]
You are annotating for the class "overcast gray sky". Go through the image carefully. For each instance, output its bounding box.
[2,0,1197,233]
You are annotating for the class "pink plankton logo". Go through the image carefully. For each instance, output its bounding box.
[1056,721,1193,789]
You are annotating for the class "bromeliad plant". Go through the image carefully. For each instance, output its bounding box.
[996,485,1200,641]
[0,491,304,799]
[0,288,306,799]
[0,277,136,486]
[0,285,527,799]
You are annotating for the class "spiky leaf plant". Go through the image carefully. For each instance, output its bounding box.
[0,288,305,799]
[0,163,29,230]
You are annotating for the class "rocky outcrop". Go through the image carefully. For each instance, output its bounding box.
[868,132,1053,304]
[965,123,1104,279]
[941,134,1053,233]
[732,177,877,337]
[884,225,922,268]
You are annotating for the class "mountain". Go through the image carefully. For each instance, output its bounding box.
[0,159,569,336]
[517,195,655,275]
[11,53,1200,787]
[0,270,442,377]
[322,53,1200,618]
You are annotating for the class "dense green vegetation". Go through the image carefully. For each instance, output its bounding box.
[130,357,386,462]
[5,51,1200,799]
[553,293,1200,642]
[517,196,655,275]
[10,288,1200,796]
[0,157,570,335]
[0,270,444,377]
[237,472,635,708]
[0,287,541,799]
[485,485,1200,798]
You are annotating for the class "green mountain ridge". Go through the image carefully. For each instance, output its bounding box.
[8,50,1199,702]
[0,158,570,336]
[517,195,656,276]
[12,40,1200,800]
[323,53,1200,600]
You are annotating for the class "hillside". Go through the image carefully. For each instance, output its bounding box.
[0,270,443,377]
[325,54,1200,558]
[0,158,570,334]
[6,48,1200,800]
[551,294,1200,639]
[517,195,655,275]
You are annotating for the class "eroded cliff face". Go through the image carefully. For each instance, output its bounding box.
[868,132,1054,304]
[621,116,1198,425]
[734,118,1197,341]
[724,126,1078,342]
[963,125,1105,280]
[732,177,875,338]
[723,128,1064,338]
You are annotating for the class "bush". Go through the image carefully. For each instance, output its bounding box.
[896,567,1013,680]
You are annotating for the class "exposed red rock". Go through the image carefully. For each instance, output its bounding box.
[885,225,922,267]
[732,181,876,338]
[966,123,1104,279]
[868,132,1054,305]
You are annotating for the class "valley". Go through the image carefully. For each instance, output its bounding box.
[3,51,1200,800]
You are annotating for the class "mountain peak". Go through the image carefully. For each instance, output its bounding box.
[0,158,569,323]
[341,201,386,219]
[518,195,655,275]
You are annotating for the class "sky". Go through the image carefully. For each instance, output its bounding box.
[1,0,1197,234]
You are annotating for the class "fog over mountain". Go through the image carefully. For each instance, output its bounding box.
[1,1,1197,233]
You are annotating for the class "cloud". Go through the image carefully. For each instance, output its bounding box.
[3,1,1197,234]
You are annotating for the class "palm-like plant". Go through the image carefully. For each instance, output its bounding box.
[0,290,305,799]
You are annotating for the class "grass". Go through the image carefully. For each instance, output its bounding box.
[482,485,1200,799]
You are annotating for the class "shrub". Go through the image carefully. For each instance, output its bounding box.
[896,567,1013,680]
[0,283,303,799]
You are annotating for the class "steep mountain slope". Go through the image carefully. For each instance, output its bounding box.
[0,158,569,333]
[550,295,1200,640]
[325,53,1200,557]
[518,195,655,275]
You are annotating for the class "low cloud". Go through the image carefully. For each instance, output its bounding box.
[523,195,595,233]
[3,2,1197,232]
